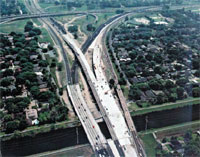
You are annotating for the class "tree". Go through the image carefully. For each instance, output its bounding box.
[38,91,55,102]
[48,44,54,50]
[24,24,33,32]
[129,86,141,100]
[109,79,115,88]
[30,86,40,98]
[176,87,184,99]
[3,69,13,77]
[192,87,200,97]
[4,114,13,122]
[194,70,200,77]
[57,62,63,71]
[42,48,48,53]
[74,33,78,39]
[0,78,13,87]
[176,78,188,87]
[39,60,48,67]
[55,1,60,5]
[87,24,95,31]
[29,31,37,37]
[148,79,163,90]
[156,93,168,104]
[116,9,124,14]
[119,77,126,85]
[5,120,20,133]
[165,80,174,89]
[168,93,178,102]
[32,28,42,35]
[184,136,200,157]
[154,66,165,75]
[68,25,78,33]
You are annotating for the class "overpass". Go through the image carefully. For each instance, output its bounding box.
[0,10,112,24]
[67,84,118,157]
[26,0,123,156]
[63,33,138,156]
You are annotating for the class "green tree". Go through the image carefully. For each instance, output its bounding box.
[176,87,184,99]
[192,87,200,97]
[68,25,78,33]
[30,86,40,98]
[5,120,20,133]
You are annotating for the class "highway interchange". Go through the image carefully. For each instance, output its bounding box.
[1,0,153,156]
[2,0,185,156]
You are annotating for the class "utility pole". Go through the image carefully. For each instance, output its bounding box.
[76,127,79,144]
[145,115,148,132]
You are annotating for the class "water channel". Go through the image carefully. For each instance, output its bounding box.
[1,104,200,156]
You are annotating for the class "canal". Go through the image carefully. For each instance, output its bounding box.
[1,104,200,156]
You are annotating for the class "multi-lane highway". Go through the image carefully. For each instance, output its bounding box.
[16,0,148,156]
[67,84,116,157]
[63,33,138,156]
[25,0,123,156]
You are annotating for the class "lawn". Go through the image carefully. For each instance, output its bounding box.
[38,2,54,9]
[38,28,54,45]
[140,120,200,139]
[121,85,129,99]
[130,97,200,116]
[0,19,30,33]
[139,133,158,157]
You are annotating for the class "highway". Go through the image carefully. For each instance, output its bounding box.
[67,84,116,157]
[86,9,147,156]
[63,33,138,156]
[0,11,113,24]
[23,1,155,156]
[26,0,122,156]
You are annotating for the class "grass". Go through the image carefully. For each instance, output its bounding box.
[139,120,200,138]
[55,15,76,24]
[38,28,54,45]
[130,97,200,116]
[1,120,80,141]
[139,133,158,157]
[38,2,54,9]
[44,54,59,87]
[0,18,54,45]
[33,144,94,157]
[31,18,42,26]
[0,20,30,33]
[128,102,139,111]
[121,85,129,99]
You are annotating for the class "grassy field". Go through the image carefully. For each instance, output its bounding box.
[71,14,96,36]
[38,28,54,45]
[0,20,30,33]
[130,97,200,116]
[139,133,157,157]
[30,144,94,157]
[139,120,200,137]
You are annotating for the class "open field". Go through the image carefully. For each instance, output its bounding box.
[130,97,200,116]
[139,120,200,137]
[139,133,157,157]
[29,144,94,157]
[139,120,200,157]
[0,20,30,33]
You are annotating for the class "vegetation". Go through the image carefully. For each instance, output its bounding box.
[156,130,200,157]
[0,22,68,134]
[110,9,200,108]
[140,133,158,157]
[0,0,27,16]
[38,0,188,12]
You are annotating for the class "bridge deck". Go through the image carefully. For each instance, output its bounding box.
[63,34,137,157]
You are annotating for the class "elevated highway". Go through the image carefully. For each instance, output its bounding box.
[67,84,117,157]
[26,0,123,156]
[63,33,137,156]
